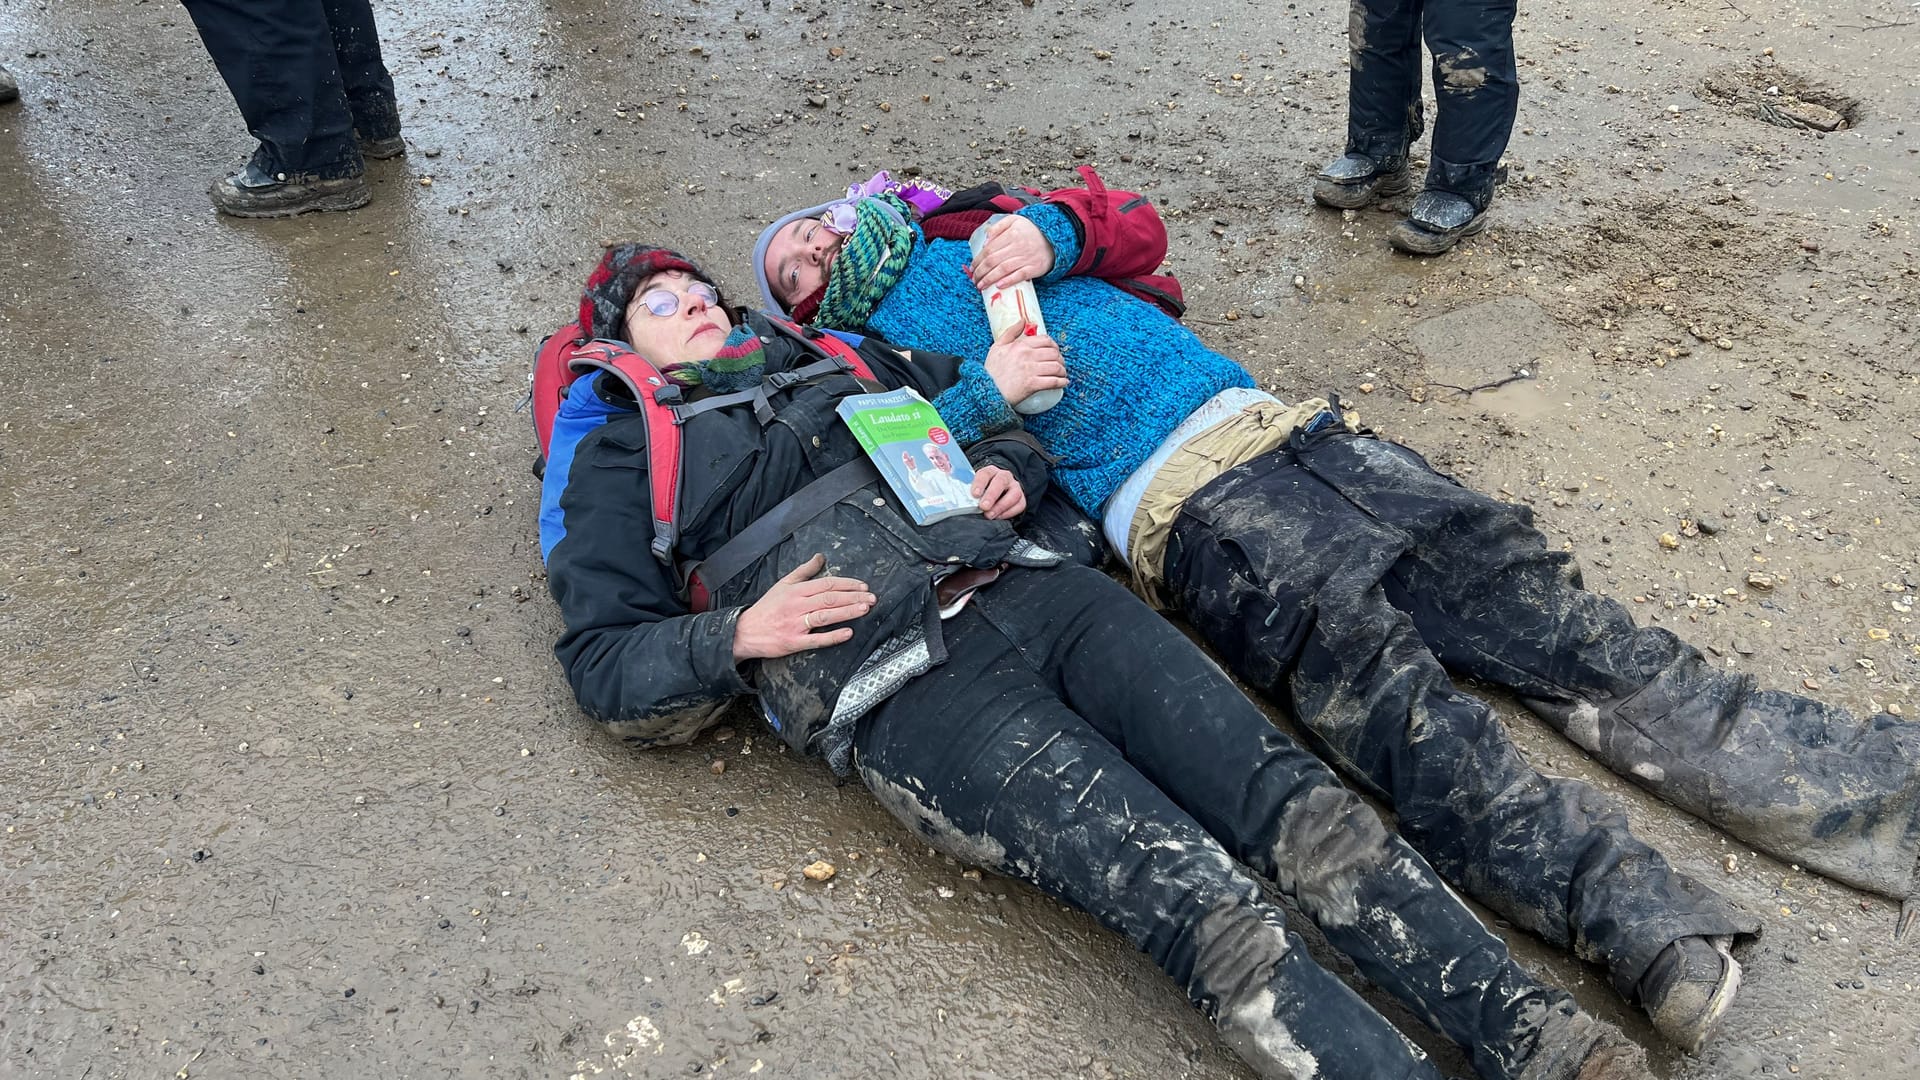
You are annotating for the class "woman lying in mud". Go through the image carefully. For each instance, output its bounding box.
[753,169,1920,1045]
[537,243,1651,1080]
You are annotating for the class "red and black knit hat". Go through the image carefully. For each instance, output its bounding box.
[579,243,725,342]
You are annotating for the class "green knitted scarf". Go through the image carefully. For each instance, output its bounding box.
[814,194,915,330]
[659,324,767,391]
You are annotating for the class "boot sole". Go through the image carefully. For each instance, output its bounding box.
[359,137,406,160]
[1387,210,1490,255]
[1312,173,1412,210]
[215,186,373,218]
[1650,940,1741,1054]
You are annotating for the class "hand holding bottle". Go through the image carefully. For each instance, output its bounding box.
[983,318,1068,414]
[967,214,1055,289]
[971,215,1063,414]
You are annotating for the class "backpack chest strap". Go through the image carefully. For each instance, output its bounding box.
[666,356,868,426]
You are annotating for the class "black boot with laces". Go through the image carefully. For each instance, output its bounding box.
[210,154,370,218]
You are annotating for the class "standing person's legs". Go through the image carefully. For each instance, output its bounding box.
[181,0,370,215]
[854,599,1445,1080]
[321,0,402,151]
[1298,430,1920,901]
[1316,0,1426,209]
[939,568,1643,1079]
[1387,0,1519,252]
[182,0,360,178]
[1163,446,1758,1050]
[1421,0,1519,207]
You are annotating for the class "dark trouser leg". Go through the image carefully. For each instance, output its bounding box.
[889,568,1576,1080]
[1300,432,1920,899]
[1421,0,1519,207]
[1345,0,1426,165]
[181,0,361,178]
[1018,482,1107,569]
[855,597,1439,1080]
[321,0,399,139]
[856,582,1441,1080]
[1164,448,1757,1001]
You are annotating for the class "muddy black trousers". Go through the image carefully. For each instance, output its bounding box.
[856,566,1583,1080]
[1343,0,1518,208]
[182,0,398,179]
[1159,426,1920,994]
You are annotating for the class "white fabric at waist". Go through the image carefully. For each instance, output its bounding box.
[1100,387,1284,562]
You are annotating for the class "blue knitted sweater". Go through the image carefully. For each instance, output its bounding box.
[866,204,1254,516]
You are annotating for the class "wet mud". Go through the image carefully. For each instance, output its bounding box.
[2,0,1917,1077]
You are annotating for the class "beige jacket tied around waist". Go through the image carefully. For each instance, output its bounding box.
[1124,396,1357,608]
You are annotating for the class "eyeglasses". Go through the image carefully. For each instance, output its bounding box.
[631,281,720,319]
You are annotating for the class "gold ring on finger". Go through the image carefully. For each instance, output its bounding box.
[804,611,816,630]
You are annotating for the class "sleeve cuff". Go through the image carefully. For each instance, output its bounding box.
[1021,203,1082,282]
[689,607,756,695]
[934,360,1020,440]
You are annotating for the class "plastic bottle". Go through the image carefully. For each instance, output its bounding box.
[969,214,1061,415]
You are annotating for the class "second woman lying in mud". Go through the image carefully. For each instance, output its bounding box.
[535,243,1659,1080]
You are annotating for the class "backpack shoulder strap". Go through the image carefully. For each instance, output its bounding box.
[921,181,1037,220]
[758,313,880,385]
[918,183,1037,244]
[567,342,686,564]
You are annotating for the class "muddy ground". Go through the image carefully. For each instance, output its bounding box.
[2,0,1917,1077]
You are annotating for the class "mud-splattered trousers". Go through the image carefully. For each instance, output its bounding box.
[182,0,399,179]
[1343,0,1518,208]
[1161,426,1920,997]
[857,564,1604,1080]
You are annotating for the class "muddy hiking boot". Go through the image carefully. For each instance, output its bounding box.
[1312,151,1411,209]
[0,64,18,105]
[1512,1005,1649,1080]
[210,160,371,218]
[1388,190,1491,255]
[1638,934,1741,1054]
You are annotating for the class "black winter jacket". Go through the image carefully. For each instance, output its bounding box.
[542,312,1056,754]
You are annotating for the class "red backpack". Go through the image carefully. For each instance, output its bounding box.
[919,165,1186,319]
